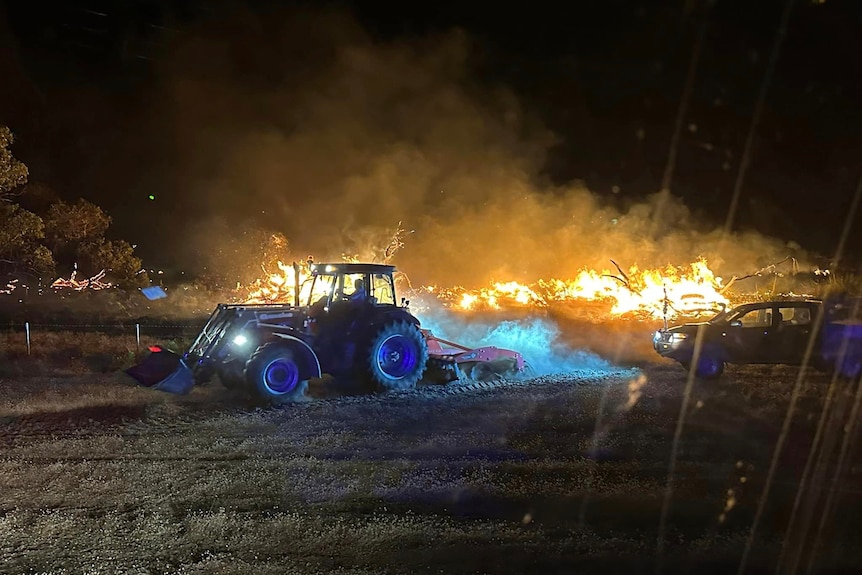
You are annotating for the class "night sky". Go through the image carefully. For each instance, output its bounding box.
[1,0,860,278]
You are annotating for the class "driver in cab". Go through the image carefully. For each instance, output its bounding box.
[348,278,367,302]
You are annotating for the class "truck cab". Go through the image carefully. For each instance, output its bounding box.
[652,299,851,378]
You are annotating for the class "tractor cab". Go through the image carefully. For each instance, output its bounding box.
[305,263,399,309]
[304,263,405,343]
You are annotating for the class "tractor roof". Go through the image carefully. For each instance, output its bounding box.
[310,263,396,275]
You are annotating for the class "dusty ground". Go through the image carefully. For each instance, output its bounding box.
[0,350,861,574]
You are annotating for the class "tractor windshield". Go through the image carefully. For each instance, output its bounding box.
[304,273,336,306]
[340,273,368,302]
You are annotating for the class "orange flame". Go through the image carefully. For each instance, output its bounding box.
[242,261,305,304]
[238,256,729,319]
[425,258,729,319]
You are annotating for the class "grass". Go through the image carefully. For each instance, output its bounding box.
[0,324,860,574]
[0,366,860,574]
[0,331,196,418]
[0,330,192,371]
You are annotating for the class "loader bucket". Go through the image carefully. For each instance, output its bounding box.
[125,346,196,394]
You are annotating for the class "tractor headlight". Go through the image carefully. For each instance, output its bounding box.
[232,334,248,346]
[669,333,688,342]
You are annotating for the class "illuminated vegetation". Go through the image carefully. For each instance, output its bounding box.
[0,126,146,288]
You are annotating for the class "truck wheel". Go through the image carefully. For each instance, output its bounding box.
[245,342,309,404]
[840,356,861,380]
[366,321,428,392]
[693,349,724,379]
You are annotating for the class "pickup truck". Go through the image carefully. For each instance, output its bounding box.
[653,298,862,378]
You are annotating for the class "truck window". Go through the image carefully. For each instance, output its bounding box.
[736,307,772,328]
[779,306,811,325]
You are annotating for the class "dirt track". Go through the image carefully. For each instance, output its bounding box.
[1,363,861,575]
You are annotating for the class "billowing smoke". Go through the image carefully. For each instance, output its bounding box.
[149,5,807,291]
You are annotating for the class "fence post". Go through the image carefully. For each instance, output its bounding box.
[136,323,141,351]
[25,321,31,356]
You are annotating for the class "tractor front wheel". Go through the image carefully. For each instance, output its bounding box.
[245,342,309,404]
[366,321,428,392]
[217,359,245,390]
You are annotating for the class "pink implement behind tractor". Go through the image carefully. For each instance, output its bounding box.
[422,329,526,382]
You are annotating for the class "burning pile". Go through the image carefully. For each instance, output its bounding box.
[236,255,730,320]
[424,258,729,319]
[51,268,113,291]
[243,261,302,305]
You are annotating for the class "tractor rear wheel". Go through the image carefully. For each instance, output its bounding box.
[366,321,428,392]
[245,342,309,404]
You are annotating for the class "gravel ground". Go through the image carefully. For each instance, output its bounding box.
[1,362,860,575]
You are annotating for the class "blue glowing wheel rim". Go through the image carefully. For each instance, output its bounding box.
[376,334,418,380]
[262,358,300,394]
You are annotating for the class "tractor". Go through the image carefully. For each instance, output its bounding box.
[127,262,525,403]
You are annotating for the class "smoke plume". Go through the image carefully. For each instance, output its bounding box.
[150,5,806,290]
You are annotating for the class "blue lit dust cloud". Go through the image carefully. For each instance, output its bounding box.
[414,298,615,376]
